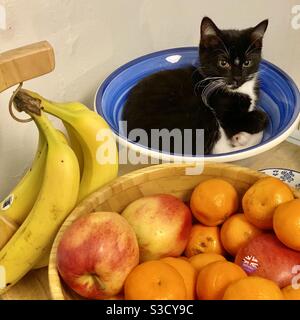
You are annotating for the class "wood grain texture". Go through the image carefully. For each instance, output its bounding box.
[0,41,55,92]
[2,141,300,300]
[0,268,50,300]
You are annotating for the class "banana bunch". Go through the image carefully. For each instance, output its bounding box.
[22,89,119,202]
[0,90,119,293]
[0,111,80,293]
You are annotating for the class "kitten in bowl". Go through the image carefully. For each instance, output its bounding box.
[122,17,269,155]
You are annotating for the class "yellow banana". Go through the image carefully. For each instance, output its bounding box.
[0,110,80,293]
[23,89,118,202]
[63,122,84,176]
[55,129,69,145]
[0,130,47,248]
[32,242,52,269]
[31,129,68,270]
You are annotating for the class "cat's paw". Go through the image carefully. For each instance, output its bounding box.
[231,131,251,147]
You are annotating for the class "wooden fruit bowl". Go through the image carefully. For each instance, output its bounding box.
[48,162,300,300]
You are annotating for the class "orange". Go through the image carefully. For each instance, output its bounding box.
[161,257,197,300]
[223,276,284,300]
[124,260,186,300]
[282,285,300,300]
[189,253,226,273]
[196,261,247,300]
[184,224,224,257]
[220,213,262,256]
[273,199,300,251]
[190,178,238,226]
[179,256,189,261]
[242,177,294,230]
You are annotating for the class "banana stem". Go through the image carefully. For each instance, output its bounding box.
[15,89,77,121]
[13,90,65,146]
[13,90,41,116]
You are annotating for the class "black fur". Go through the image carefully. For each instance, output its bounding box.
[122,17,269,155]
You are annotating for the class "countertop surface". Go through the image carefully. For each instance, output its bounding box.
[1,140,300,300]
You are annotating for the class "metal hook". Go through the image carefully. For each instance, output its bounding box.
[8,82,33,123]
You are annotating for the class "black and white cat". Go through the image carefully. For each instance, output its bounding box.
[123,17,269,155]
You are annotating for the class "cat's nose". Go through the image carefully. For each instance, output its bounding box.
[233,76,242,85]
[233,76,242,82]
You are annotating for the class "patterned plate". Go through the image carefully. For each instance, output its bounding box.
[259,168,300,190]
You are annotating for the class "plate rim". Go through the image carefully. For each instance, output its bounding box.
[259,167,300,175]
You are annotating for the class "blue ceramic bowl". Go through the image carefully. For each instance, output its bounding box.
[95,47,300,162]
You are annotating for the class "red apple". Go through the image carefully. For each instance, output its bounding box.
[121,194,192,262]
[57,211,139,299]
[235,233,300,288]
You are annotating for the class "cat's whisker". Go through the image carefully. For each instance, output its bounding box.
[194,77,225,95]
[245,37,263,55]
[196,76,224,84]
[198,79,223,87]
[246,72,258,81]
[245,46,262,56]
[201,79,226,107]
[192,67,203,77]
[215,83,226,95]
[193,66,207,78]
[194,77,224,94]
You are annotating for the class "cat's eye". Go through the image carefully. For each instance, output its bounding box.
[243,60,252,67]
[218,60,230,68]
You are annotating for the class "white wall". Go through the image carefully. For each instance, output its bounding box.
[0,0,299,197]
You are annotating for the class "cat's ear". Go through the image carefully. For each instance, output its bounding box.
[250,19,268,47]
[200,17,220,47]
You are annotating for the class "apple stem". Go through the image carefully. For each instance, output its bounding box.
[92,275,106,291]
